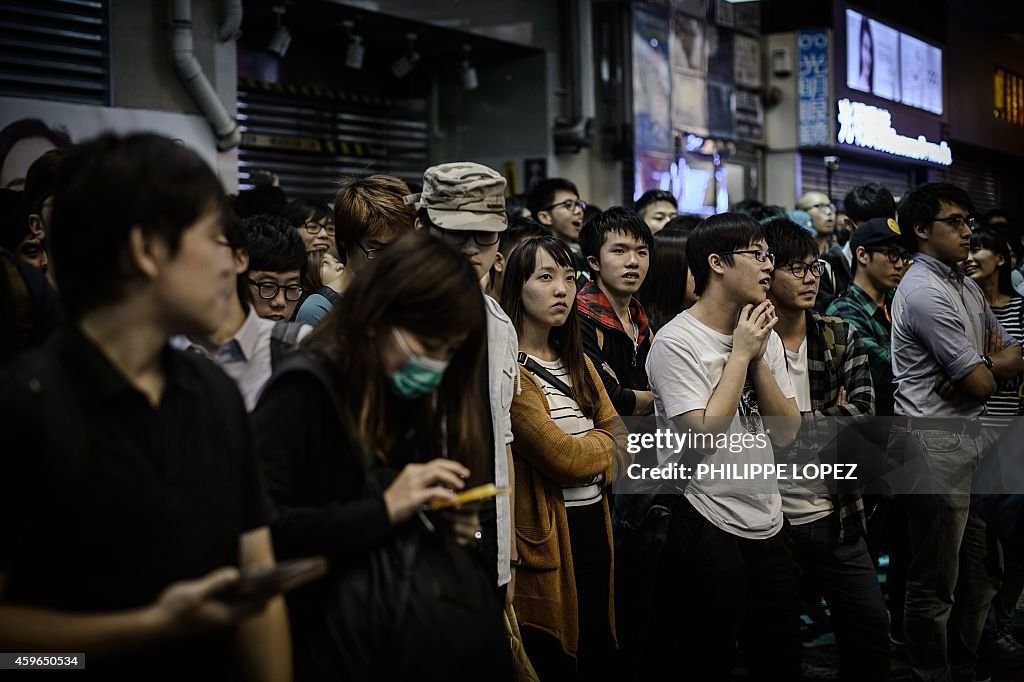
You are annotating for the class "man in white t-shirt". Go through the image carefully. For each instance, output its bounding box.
[644,212,802,681]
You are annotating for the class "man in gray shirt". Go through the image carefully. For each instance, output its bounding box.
[890,182,1023,682]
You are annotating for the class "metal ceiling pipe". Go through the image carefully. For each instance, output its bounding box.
[218,0,243,42]
[170,0,241,150]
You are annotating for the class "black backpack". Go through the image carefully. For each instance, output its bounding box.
[264,354,508,681]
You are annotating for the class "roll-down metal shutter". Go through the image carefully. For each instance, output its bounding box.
[237,78,428,202]
[0,0,110,105]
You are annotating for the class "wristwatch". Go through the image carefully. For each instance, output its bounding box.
[982,354,994,370]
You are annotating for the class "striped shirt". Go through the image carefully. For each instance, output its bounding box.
[527,355,604,507]
[986,296,1024,421]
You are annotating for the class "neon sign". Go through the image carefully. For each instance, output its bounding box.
[836,98,952,165]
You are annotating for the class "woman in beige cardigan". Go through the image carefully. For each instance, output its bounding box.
[500,236,627,679]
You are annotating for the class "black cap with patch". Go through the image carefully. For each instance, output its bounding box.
[850,217,902,250]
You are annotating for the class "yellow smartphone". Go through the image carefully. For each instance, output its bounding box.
[429,483,509,511]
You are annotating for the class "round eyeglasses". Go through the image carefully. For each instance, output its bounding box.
[248,279,303,301]
[303,221,335,237]
[785,260,827,278]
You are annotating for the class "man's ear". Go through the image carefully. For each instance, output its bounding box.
[855,246,870,266]
[234,247,250,275]
[913,223,930,243]
[27,214,45,238]
[414,217,423,230]
[492,250,506,274]
[707,253,726,275]
[586,254,601,273]
[536,210,553,227]
[127,225,166,280]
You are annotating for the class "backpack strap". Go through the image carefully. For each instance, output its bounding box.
[270,320,307,370]
[517,351,575,401]
[314,286,341,305]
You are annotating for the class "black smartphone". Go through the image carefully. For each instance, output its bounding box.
[224,556,329,601]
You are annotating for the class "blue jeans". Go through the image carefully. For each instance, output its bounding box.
[890,427,1003,682]
[787,513,891,682]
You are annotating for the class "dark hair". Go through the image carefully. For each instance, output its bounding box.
[733,198,788,224]
[970,228,1016,298]
[0,119,72,189]
[222,214,251,307]
[333,174,413,256]
[686,212,765,296]
[578,206,654,276]
[303,249,327,293]
[661,213,701,235]
[500,236,601,419]
[526,178,580,219]
[635,189,677,215]
[24,146,73,216]
[844,183,895,225]
[233,185,287,218]
[499,216,549,257]
[583,202,602,226]
[637,221,691,333]
[306,231,487,479]
[762,218,818,270]
[896,182,975,253]
[0,189,28,252]
[242,213,307,279]
[50,133,229,319]
[982,209,1011,226]
[282,198,332,228]
[505,193,529,223]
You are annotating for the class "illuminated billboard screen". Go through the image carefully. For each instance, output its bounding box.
[845,9,943,115]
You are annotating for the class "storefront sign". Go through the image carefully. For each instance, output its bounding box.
[798,30,831,147]
[836,98,952,165]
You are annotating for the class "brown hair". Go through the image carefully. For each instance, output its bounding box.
[333,175,414,257]
[500,236,601,419]
[305,230,488,480]
[302,249,326,292]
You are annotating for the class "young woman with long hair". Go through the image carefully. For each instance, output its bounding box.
[254,230,505,679]
[636,215,700,333]
[500,235,625,679]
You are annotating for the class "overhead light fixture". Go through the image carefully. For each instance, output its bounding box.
[343,20,364,70]
[460,44,478,91]
[391,32,419,79]
[267,5,291,59]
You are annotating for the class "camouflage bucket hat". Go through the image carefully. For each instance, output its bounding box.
[414,162,508,232]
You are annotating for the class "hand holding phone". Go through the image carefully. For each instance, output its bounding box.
[223,556,329,602]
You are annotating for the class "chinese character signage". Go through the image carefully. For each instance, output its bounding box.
[798,30,830,147]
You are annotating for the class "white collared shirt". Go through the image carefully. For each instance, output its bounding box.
[171,307,311,411]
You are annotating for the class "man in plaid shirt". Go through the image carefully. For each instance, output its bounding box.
[764,218,890,682]
[827,217,908,416]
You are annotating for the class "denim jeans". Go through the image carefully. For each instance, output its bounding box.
[644,497,802,682]
[787,512,891,682]
[890,427,1003,682]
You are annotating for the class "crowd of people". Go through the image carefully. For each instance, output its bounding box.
[1,131,1024,682]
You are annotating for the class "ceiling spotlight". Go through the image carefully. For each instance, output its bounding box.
[343,20,364,70]
[268,5,291,59]
[460,44,478,91]
[391,32,419,79]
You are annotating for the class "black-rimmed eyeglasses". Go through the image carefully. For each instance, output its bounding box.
[933,215,977,231]
[784,260,827,278]
[303,221,335,237]
[721,249,775,265]
[248,279,303,301]
[865,247,911,264]
[542,198,586,213]
[433,226,500,247]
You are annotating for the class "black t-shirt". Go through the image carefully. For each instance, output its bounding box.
[0,327,268,680]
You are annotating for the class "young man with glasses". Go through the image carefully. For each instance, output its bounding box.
[527,178,589,278]
[890,182,1024,682]
[295,175,414,325]
[172,214,311,411]
[241,213,307,323]
[411,162,520,603]
[763,218,890,682]
[644,212,803,681]
[282,198,335,255]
